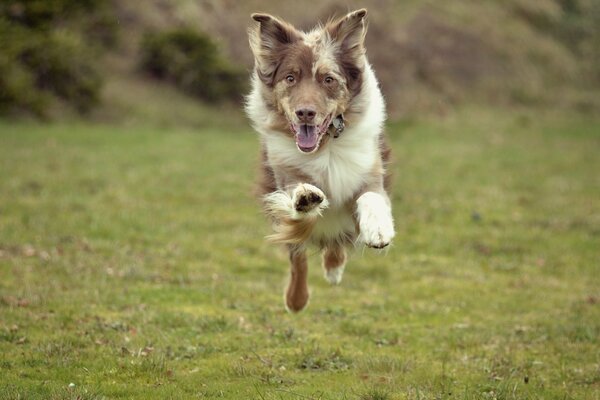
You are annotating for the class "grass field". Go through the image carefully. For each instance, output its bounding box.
[0,109,599,399]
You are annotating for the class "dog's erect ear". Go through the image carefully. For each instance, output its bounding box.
[249,13,300,86]
[251,13,299,49]
[326,9,368,94]
[326,9,368,58]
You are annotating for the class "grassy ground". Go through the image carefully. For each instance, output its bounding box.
[0,109,598,399]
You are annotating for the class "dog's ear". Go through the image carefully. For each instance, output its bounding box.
[326,9,368,59]
[250,13,299,49]
[249,13,300,86]
[326,9,368,94]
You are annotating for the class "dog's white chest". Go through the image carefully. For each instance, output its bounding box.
[266,132,377,207]
[312,139,376,206]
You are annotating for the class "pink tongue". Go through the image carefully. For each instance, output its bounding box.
[296,125,318,150]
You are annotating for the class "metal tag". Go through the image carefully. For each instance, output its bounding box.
[332,115,345,138]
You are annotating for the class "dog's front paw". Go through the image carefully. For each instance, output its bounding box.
[360,217,395,248]
[292,184,328,218]
[357,192,395,249]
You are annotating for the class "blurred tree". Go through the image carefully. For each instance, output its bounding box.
[0,0,116,117]
[140,29,246,103]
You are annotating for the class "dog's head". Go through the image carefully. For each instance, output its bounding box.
[249,9,368,153]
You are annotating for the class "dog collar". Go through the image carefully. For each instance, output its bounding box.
[328,114,345,138]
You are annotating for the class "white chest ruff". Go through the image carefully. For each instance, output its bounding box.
[265,133,378,206]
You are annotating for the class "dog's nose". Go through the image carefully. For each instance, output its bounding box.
[295,108,316,123]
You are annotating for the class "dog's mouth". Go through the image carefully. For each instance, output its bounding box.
[290,115,332,154]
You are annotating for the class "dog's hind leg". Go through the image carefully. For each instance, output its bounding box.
[322,243,346,285]
[285,246,310,312]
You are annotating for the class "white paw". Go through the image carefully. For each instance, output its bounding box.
[357,192,395,249]
[324,265,345,285]
[360,217,395,248]
[291,184,328,219]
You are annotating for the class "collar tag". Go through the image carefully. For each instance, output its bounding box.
[332,115,345,138]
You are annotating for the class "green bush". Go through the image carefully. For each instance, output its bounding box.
[1,0,118,45]
[1,0,105,28]
[140,29,246,102]
[0,54,47,116]
[0,0,114,117]
[0,21,102,116]
[22,30,102,113]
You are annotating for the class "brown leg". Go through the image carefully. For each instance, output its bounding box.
[322,243,347,285]
[285,247,309,312]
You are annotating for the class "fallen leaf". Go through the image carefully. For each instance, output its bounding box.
[17,299,30,307]
[22,245,36,257]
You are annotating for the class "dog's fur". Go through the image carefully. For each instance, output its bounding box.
[246,9,395,312]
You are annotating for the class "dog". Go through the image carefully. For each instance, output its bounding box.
[246,9,395,312]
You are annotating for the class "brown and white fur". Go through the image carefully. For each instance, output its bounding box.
[246,9,394,312]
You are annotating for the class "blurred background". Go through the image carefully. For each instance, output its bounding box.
[1,2,599,397]
[1,0,599,122]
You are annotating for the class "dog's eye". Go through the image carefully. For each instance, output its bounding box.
[285,75,295,84]
[324,76,336,85]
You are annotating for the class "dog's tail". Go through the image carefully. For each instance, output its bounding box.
[263,191,318,244]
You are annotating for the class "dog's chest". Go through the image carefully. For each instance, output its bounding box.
[310,143,375,205]
[267,135,377,206]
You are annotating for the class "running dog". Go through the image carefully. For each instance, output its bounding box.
[246,9,394,312]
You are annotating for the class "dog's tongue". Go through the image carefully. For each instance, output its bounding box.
[296,124,318,152]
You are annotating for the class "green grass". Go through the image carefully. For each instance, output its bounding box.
[0,109,598,399]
